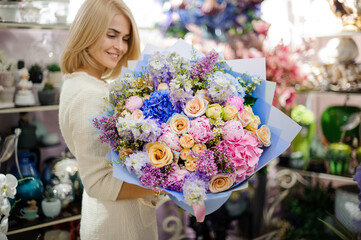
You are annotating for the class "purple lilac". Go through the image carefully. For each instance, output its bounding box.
[139,163,165,191]
[353,164,361,227]
[92,115,119,151]
[212,145,235,175]
[190,50,219,81]
[194,149,218,179]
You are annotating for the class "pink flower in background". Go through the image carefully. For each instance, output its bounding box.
[252,20,271,35]
[125,95,143,113]
[222,120,244,142]
[188,116,214,144]
[225,95,244,113]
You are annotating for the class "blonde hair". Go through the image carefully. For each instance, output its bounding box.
[61,0,140,79]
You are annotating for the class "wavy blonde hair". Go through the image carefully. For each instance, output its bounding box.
[61,0,140,79]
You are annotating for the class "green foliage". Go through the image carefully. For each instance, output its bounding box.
[281,182,339,240]
[43,82,55,91]
[29,64,42,74]
[46,63,61,72]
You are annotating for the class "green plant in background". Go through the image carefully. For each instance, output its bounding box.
[326,143,352,176]
[290,104,316,169]
[319,212,356,240]
[29,64,42,74]
[46,63,61,72]
[281,182,338,240]
[0,50,14,72]
[42,82,55,91]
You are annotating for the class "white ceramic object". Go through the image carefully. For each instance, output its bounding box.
[335,185,361,233]
[0,87,15,109]
[14,89,36,106]
[42,133,59,146]
[42,198,61,218]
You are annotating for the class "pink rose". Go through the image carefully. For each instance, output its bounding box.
[222,120,244,142]
[184,96,208,118]
[188,116,214,144]
[158,126,182,152]
[125,95,143,113]
[225,96,244,113]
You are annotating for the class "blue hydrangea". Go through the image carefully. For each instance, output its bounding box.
[140,90,179,124]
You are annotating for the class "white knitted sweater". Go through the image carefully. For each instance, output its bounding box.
[59,72,158,240]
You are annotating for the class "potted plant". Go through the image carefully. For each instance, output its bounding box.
[28,64,43,85]
[41,187,61,218]
[38,81,55,105]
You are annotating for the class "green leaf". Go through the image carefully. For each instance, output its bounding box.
[318,218,353,240]
[326,211,354,240]
[244,95,257,106]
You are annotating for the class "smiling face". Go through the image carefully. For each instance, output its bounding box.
[87,13,130,78]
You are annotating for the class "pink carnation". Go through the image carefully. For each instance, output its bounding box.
[158,126,182,151]
[188,116,214,144]
[219,131,263,182]
[225,96,244,112]
[125,96,143,113]
[222,120,244,142]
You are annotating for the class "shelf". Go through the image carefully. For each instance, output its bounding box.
[7,214,81,236]
[0,105,59,114]
[277,166,356,184]
[303,31,361,39]
[0,22,70,30]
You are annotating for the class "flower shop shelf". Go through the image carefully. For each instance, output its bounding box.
[277,166,356,184]
[0,105,59,114]
[0,22,70,30]
[7,214,81,236]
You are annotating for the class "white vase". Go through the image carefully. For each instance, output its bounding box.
[41,198,61,218]
[335,185,361,233]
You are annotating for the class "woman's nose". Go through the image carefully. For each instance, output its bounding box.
[114,40,127,52]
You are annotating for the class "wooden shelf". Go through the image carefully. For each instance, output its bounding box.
[277,166,356,184]
[0,105,59,114]
[7,214,81,236]
[0,22,70,30]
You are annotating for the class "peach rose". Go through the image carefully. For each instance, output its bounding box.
[120,110,131,118]
[246,115,261,132]
[209,174,234,193]
[195,89,211,101]
[184,96,209,118]
[146,142,173,168]
[185,158,197,172]
[192,143,207,153]
[158,82,169,90]
[131,109,144,120]
[143,95,151,100]
[237,106,253,127]
[179,134,195,148]
[180,148,192,161]
[256,125,271,147]
[118,148,133,159]
[169,114,190,135]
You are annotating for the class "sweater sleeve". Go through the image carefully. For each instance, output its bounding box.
[67,86,122,201]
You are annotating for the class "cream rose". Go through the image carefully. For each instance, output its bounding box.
[180,148,192,161]
[206,103,223,120]
[209,174,234,193]
[195,89,211,101]
[185,158,197,172]
[179,134,195,148]
[192,143,207,153]
[131,109,144,120]
[169,114,190,135]
[256,125,271,147]
[246,115,261,131]
[158,82,169,90]
[184,96,208,118]
[223,104,239,121]
[146,142,173,168]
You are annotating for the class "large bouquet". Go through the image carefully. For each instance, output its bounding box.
[92,40,300,222]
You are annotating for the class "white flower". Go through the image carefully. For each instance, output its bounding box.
[0,217,8,235]
[0,198,10,217]
[0,174,18,199]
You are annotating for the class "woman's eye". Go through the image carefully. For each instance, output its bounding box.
[107,34,116,39]
[123,37,130,42]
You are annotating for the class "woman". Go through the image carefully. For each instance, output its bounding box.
[59,0,159,239]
